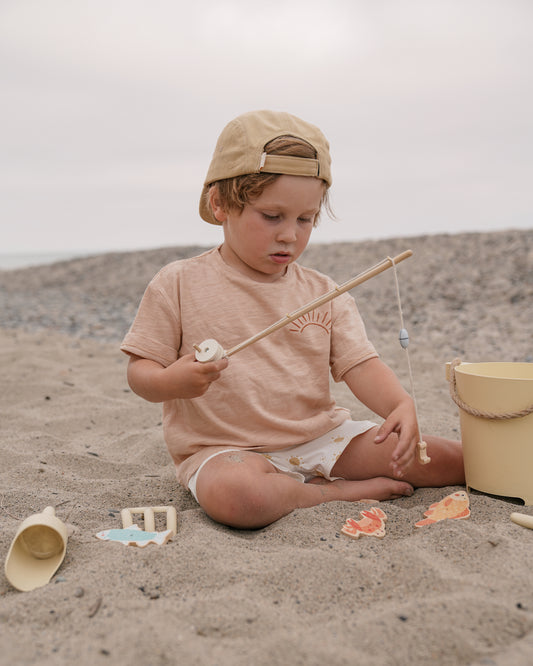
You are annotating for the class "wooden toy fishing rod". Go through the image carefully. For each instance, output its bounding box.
[193,249,412,363]
[193,248,430,465]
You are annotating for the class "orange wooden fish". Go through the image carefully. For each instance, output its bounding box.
[415,490,470,527]
[341,507,388,539]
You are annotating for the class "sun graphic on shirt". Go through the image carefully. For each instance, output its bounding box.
[289,310,331,334]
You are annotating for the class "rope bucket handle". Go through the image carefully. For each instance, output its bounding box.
[448,358,533,421]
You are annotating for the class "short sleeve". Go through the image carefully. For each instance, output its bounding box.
[120,269,182,367]
[329,292,378,382]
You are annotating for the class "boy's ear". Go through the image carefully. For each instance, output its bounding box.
[208,186,227,223]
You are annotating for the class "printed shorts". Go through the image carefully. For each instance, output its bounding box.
[188,419,377,502]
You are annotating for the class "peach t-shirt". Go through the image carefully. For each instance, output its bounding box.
[121,247,378,486]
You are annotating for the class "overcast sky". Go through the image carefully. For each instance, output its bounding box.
[1,0,532,255]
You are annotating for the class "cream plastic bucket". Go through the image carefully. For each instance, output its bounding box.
[447,361,533,504]
[4,506,68,592]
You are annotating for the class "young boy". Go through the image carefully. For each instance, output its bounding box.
[121,110,464,529]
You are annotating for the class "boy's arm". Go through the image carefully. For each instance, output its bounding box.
[127,354,228,403]
[342,357,419,474]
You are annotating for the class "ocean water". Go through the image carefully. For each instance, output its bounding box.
[0,251,90,270]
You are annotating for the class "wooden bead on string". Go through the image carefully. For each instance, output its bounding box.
[389,258,431,466]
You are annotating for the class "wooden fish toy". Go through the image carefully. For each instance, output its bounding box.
[341,507,388,539]
[415,490,470,527]
[95,524,173,547]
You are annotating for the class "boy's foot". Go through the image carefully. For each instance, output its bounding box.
[308,476,413,502]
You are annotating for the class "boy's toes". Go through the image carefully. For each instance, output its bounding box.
[392,481,414,498]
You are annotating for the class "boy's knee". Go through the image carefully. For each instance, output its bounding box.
[197,464,271,528]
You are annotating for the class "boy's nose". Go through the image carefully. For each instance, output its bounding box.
[276,222,298,243]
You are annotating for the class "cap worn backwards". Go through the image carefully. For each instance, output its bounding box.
[199,110,332,225]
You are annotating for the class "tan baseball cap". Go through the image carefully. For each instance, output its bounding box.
[199,110,332,224]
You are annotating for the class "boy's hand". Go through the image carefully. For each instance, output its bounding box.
[165,354,228,398]
[127,354,228,402]
[343,358,426,477]
[374,399,419,477]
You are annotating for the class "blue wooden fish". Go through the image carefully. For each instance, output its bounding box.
[96,524,173,547]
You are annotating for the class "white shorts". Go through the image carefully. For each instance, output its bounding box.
[188,419,376,502]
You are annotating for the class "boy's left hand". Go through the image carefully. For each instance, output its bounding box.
[343,358,421,477]
[374,399,419,477]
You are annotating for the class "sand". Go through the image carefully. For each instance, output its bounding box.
[1,229,532,665]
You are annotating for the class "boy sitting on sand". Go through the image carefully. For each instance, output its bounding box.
[121,110,464,529]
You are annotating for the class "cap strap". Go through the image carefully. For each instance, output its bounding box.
[259,153,320,178]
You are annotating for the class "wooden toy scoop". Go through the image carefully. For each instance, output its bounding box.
[4,506,68,591]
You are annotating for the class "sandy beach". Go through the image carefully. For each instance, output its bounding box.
[1,229,532,665]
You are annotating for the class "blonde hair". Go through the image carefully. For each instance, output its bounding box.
[205,135,332,224]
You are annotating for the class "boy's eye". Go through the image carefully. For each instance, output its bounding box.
[298,217,313,224]
[262,213,280,221]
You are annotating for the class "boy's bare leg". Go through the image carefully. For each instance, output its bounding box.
[330,426,465,488]
[195,449,413,529]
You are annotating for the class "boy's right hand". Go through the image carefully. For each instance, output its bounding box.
[127,354,228,402]
[164,354,229,398]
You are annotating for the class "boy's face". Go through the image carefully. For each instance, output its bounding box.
[216,175,324,283]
